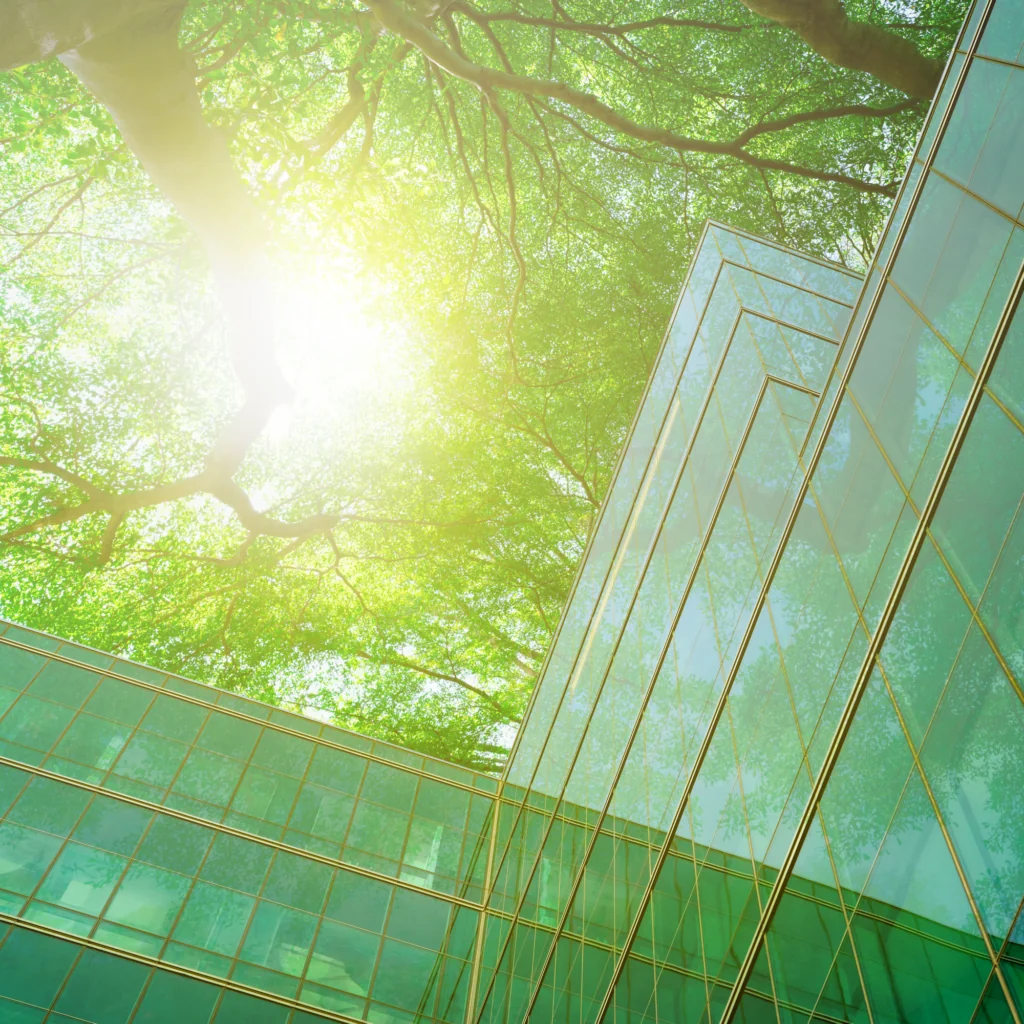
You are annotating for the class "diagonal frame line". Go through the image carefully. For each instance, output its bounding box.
[590,9,998,1014]
[720,260,1024,1024]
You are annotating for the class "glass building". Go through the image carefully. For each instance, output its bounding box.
[0,0,1022,1020]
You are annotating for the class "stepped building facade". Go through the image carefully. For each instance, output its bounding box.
[0,0,1022,1020]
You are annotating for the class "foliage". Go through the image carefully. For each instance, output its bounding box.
[0,0,965,769]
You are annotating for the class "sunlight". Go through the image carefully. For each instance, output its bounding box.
[270,249,408,439]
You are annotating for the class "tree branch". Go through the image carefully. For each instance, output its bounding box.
[736,0,944,97]
[363,0,897,194]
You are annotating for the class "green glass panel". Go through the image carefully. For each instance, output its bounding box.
[172,748,246,806]
[0,646,45,692]
[197,714,261,761]
[881,540,972,748]
[0,994,44,1020]
[104,862,191,936]
[52,713,131,771]
[136,815,211,875]
[0,822,62,895]
[298,1001,364,1022]
[84,677,154,726]
[22,899,94,937]
[325,871,392,932]
[978,0,1024,64]
[0,763,29,817]
[224,810,284,842]
[251,729,314,778]
[54,947,149,1024]
[386,887,451,951]
[363,762,418,812]
[140,694,207,743]
[284,830,340,860]
[106,774,162,804]
[0,694,75,753]
[231,766,301,826]
[239,901,318,977]
[27,661,99,708]
[0,926,78,1007]
[263,850,332,915]
[1003,957,1024,1017]
[214,989,290,1024]
[306,919,380,995]
[132,970,219,1024]
[0,686,18,719]
[936,59,1024,219]
[36,841,126,915]
[306,746,366,795]
[111,731,188,790]
[171,880,254,956]
[973,972,1016,1024]
[8,775,89,835]
[372,938,441,1011]
[346,801,408,862]
[932,395,1024,607]
[288,783,354,839]
[415,779,470,830]
[93,920,165,957]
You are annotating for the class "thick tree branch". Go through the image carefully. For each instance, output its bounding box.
[733,98,921,146]
[451,6,755,36]
[736,0,944,97]
[363,0,897,195]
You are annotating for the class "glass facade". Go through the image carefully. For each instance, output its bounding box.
[0,0,1022,1021]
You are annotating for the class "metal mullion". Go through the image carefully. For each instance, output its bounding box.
[0,755,482,912]
[718,213,1024,1024]
[0,635,485,799]
[499,221,724,780]
[810,812,878,1024]
[972,51,1024,71]
[706,219,863,281]
[472,298,750,1017]
[466,792,504,1021]
[927,165,1024,230]
[720,260,856,309]
[516,377,791,1023]
[741,307,844,348]
[0,909,366,1024]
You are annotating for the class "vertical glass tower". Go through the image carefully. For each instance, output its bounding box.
[0,0,1021,1021]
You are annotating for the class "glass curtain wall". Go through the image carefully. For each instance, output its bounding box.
[469,0,1024,1020]
[0,620,496,1024]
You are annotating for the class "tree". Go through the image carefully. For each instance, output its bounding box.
[0,0,964,768]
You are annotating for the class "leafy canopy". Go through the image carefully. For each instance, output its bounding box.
[0,0,963,768]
